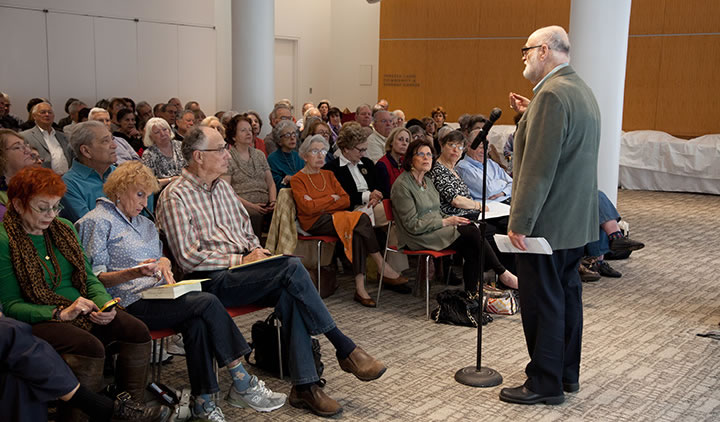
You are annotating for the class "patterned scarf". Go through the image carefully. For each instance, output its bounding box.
[4,207,91,330]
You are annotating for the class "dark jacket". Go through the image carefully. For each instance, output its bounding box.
[323,156,379,210]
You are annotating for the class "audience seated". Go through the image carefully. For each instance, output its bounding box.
[376,99,389,110]
[366,109,394,162]
[200,115,226,138]
[89,108,141,164]
[392,109,405,128]
[0,167,160,415]
[0,129,38,219]
[0,93,21,131]
[76,162,285,419]
[156,126,387,418]
[317,100,330,122]
[431,106,449,132]
[135,101,153,131]
[375,126,410,198]
[174,109,195,142]
[0,303,169,422]
[291,135,408,308]
[456,127,513,203]
[141,117,186,189]
[354,104,372,128]
[327,107,343,147]
[296,102,315,130]
[391,139,517,292]
[323,122,383,211]
[264,103,294,155]
[112,109,144,153]
[304,119,335,163]
[60,121,118,222]
[579,190,645,281]
[61,99,87,134]
[244,110,267,155]
[221,115,276,238]
[267,120,304,192]
[20,102,73,175]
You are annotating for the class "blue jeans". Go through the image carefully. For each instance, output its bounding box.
[586,191,621,257]
[197,256,336,385]
[126,292,250,395]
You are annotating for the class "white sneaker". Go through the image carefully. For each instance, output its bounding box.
[150,347,173,364]
[166,334,186,356]
[192,401,225,422]
[225,375,287,412]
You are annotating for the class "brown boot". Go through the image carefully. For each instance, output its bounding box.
[112,391,171,422]
[60,354,105,422]
[115,341,151,402]
[338,346,387,381]
[289,384,342,418]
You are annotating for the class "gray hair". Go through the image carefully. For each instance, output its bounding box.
[299,134,329,156]
[88,107,108,120]
[373,109,391,122]
[143,117,174,147]
[68,100,85,115]
[271,120,297,146]
[221,111,239,126]
[136,100,151,110]
[69,120,106,157]
[181,126,209,163]
[535,25,570,55]
[31,101,52,115]
[176,109,194,120]
[270,103,291,121]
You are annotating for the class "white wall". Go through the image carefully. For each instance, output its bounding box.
[0,0,217,119]
[0,0,380,121]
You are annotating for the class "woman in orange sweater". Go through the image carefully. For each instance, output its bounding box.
[290,135,408,307]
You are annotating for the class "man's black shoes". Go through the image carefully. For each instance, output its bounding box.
[499,385,565,405]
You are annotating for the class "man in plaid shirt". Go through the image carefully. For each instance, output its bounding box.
[157,126,386,418]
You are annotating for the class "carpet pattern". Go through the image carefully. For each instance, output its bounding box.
[156,190,720,421]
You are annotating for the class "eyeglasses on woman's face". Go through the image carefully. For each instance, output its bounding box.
[308,148,328,156]
[30,202,64,215]
[279,131,297,140]
[414,151,433,158]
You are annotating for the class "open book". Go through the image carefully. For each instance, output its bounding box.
[493,234,552,255]
[140,278,208,300]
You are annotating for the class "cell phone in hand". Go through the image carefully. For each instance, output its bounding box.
[99,298,120,313]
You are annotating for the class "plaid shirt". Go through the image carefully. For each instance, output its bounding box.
[156,168,260,272]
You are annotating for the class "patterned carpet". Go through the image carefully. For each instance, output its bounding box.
[157,190,720,421]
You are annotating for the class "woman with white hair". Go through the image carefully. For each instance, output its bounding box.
[290,135,407,308]
[141,117,186,188]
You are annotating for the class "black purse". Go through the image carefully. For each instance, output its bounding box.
[245,312,324,380]
[431,289,493,327]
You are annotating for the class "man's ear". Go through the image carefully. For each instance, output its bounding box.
[79,144,92,160]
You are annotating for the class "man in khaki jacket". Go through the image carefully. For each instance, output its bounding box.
[501,25,601,405]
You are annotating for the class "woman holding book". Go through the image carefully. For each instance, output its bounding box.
[76,161,286,419]
[0,166,171,421]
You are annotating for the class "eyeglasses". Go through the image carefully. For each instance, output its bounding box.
[415,152,433,158]
[308,149,328,156]
[6,143,30,152]
[30,203,64,215]
[278,115,293,121]
[354,146,368,153]
[446,143,465,151]
[196,143,230,153]
[315,131,330,137]
[279,132,297,140]
[521,45,543,58]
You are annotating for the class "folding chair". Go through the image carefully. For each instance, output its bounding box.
[376,199,456,319]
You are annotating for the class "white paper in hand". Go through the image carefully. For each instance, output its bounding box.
[493,234,552,255]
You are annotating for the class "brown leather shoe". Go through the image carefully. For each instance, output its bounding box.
[289,384,342,418]
[353,292,376,308]
[338,346,387,381]
[380,274,409,285]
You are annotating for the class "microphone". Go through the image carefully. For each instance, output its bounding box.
[470,108,502,150]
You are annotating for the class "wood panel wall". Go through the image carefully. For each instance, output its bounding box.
[379,0,720,137]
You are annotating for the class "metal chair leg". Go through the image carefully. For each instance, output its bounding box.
[316,240,322,294]
[376,222,392,306]
[275,318,283,380]
[151,339,158,382]
[213,359,219,402]
[425,256,431,319]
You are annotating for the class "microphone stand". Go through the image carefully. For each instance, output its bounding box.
[454,132,503,388]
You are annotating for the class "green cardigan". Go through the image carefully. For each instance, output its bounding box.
[508,65,601,250]
[390,171,460,251]
[0,217,112,323]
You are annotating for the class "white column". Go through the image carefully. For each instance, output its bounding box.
[231,0,274,137]
[569,0,632,205]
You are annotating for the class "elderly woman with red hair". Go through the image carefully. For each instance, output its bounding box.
[0,167,164,420]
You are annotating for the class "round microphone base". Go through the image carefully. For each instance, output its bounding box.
[454,366,503,388]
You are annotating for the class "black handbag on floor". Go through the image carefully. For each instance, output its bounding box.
[245,312,324,379]
[431,289,493,327]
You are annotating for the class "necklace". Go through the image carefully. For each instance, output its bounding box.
[39,232,62,290]
[305,169,327,192]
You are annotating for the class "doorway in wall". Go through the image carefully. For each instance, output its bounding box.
[274,37,298,118]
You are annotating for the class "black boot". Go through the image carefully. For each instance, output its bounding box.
[115,341,151,402]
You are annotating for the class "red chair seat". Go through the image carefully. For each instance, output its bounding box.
[150,328,176,340]
[387,245,456,259]
[226,305,266,318]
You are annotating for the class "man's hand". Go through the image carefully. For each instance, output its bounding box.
[509,92,530,114]
[508,230,527,251]
[244,248,272,264]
